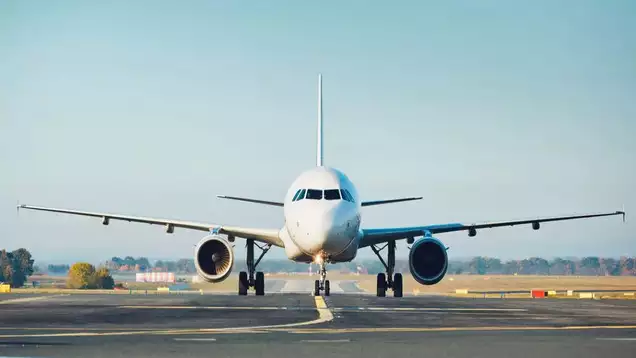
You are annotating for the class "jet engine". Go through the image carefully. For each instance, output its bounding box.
[408,237,448,285]
[194,235,234,283]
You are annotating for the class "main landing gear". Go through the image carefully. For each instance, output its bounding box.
[371,240,403,298]
[313,259,330,297]
[238,239,271,296]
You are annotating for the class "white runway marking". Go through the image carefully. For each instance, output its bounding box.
[301,339,350,343]
[118,305,290,310]
[174,338,217,342]
[596,338,636,341]
[0,295,68,305]
[279,280,356,293]
[335,307,528,312]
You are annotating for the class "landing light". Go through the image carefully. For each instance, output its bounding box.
[314,254,323,264]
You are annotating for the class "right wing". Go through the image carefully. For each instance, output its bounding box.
[17,204,284,247]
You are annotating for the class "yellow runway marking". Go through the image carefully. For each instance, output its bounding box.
[314,296,328,309]
[0,295,334,339]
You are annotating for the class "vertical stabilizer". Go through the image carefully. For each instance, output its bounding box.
[317,74,323,167]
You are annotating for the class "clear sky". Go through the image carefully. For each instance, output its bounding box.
[1,0,634,264]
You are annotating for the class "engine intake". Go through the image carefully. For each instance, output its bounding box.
[194,235,234,283]
[409,237,448,285]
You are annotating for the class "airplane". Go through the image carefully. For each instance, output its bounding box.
[17,74,626,297]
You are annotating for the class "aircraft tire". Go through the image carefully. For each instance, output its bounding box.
[314,280,320,296]
[393,273,403,298]
[255,271,265,296]
[377,273,386,297]
[325,280,330,296]
[238,271,248,296]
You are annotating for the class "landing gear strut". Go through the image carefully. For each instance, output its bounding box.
[371,240,403,297]
[313,259,330,296]
[238,239,270,296]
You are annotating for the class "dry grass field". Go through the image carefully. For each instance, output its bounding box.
[191,273,636,294]
[355,274,636,294]
[14,273,636,295]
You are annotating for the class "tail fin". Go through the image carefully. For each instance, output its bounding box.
[317,73,323,167]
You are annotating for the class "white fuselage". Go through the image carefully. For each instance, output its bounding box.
[279,167,362,263]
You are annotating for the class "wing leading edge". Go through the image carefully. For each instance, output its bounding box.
[361,197,423,207]
[17,204,284,247]
[359,210,625,248]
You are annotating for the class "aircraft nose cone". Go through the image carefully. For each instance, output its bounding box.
[301,204,355,256]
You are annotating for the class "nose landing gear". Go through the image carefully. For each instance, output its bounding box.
[313,258,330,296]
[238,239,271,296]
[371,240,403,298]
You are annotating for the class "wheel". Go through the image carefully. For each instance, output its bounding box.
[325,280,330,296]
[255,271,265,296]
[377,273,386,297]
[393,273,403,298]
[238,271,248,296]
[314,280,320,296]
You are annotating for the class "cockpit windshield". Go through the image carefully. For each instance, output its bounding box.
[292,188,353,202]
[305,189,323,200]
[324,189,341,200]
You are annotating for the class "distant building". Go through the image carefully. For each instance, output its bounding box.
[135,272,175,283]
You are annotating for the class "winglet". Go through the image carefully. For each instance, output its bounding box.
[621,205,626,222]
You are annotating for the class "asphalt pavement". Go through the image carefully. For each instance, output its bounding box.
[0,289,635,358]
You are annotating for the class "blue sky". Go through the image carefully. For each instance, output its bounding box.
[1,1,634,264]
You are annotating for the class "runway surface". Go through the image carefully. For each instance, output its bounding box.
[0,290,635,358]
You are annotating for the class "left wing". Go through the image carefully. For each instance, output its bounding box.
[17,204,284,247]
[361,197,423,207]
[359,210,626,248]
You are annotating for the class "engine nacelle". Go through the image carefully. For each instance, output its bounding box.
[409,237,448,285]
[194,235,234,283]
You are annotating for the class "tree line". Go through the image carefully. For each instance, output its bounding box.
[49,255,634,276]
[47,264,70,273]
[104,256,152,271]
[0,248,35,287]
[451,256,636,276]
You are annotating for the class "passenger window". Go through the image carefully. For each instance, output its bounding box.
[298,189,306,201]
[324,189,341,200]
[292,189,302,202]
[306,189,323,200]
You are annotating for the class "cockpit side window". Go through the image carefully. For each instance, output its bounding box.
[341,189,355,203]
[292,189,302,202]
[324,189,341,200]
[297,189,306,201]
[306,189,323,200]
